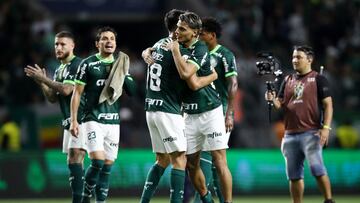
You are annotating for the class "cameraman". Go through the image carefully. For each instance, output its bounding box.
[265,45,335,203]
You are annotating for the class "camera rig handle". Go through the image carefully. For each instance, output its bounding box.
[266,81,275,122]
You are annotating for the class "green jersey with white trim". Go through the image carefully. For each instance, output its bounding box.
[145,37,189,114]
[182,40,221,114]
[210,44,238,114]
[75,53,120,124]
[53,56,82,129]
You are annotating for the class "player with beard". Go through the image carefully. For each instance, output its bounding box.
[25,31,85,203]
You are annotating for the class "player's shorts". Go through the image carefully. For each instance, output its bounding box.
[185,105,227,155]
[82,121,120,161]
[281,130,327,180]
[62,126,86,153]
[202,131,230,152]
[146,111,186,153]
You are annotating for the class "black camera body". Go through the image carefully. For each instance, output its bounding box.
[256,52,276,76]
[256,52,283,122]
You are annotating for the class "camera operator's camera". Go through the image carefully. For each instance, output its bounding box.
[256,53,276,76]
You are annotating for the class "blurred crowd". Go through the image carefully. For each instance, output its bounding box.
[0,0,359,150]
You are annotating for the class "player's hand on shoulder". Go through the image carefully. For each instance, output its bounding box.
[163,39,179,52]
[141,47,155,65]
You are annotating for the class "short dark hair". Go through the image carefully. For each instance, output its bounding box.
[55,31,75,41]
[294,45,314,59]
[179,12,202,30]
[164,9,185,32]
[201,17,222,39]
[95,26,117,42]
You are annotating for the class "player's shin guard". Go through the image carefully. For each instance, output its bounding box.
[95,164,112,202]
[212,165,224,203]
[68,163,84,203]
[193,151,213,203]
[170,168,185,203]
[140,164,166,203]
[82,159,104,203]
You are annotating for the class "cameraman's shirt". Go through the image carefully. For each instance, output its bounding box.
[209,44,238,115]
[182,40,222,114]
[278,71,331,134]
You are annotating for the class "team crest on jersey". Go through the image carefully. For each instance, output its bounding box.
[293,82,304,100]
[106,65,111,73]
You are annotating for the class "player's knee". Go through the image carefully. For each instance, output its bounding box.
[68,148,86,164]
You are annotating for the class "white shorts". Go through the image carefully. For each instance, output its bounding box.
[146,111,186,153]
[185,105,228,155]
[82,121,120,161]
[62,127,86,153]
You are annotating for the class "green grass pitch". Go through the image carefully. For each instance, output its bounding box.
[0,196,359,203]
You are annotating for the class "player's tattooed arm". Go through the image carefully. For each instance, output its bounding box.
[25,64,73,96]
[225,76,238,132]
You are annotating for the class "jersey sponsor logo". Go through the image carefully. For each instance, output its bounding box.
[207,132,223,139]
[96,79,106,86]
[89,61,102,66]
[183,103,198,110]
[98,113,119,120]
[78,63,87,79]
[162,136,177,143]
[93,66,101,71]
[145,98,164,107]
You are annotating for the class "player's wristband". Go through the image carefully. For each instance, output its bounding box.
[322,125,332,130]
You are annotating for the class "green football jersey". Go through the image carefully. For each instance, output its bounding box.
[145,37,188,114]
[53,56,82,129]
[210,44,238,114]
[75,53,121,125]
[182,40,222,114]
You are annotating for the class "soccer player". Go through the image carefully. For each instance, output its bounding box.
[167,12,231,203]
[193,17,238,203]
[265,45,335,203]
[24,31,85,203]
[70,26,135,203]
[140,9,217,203]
